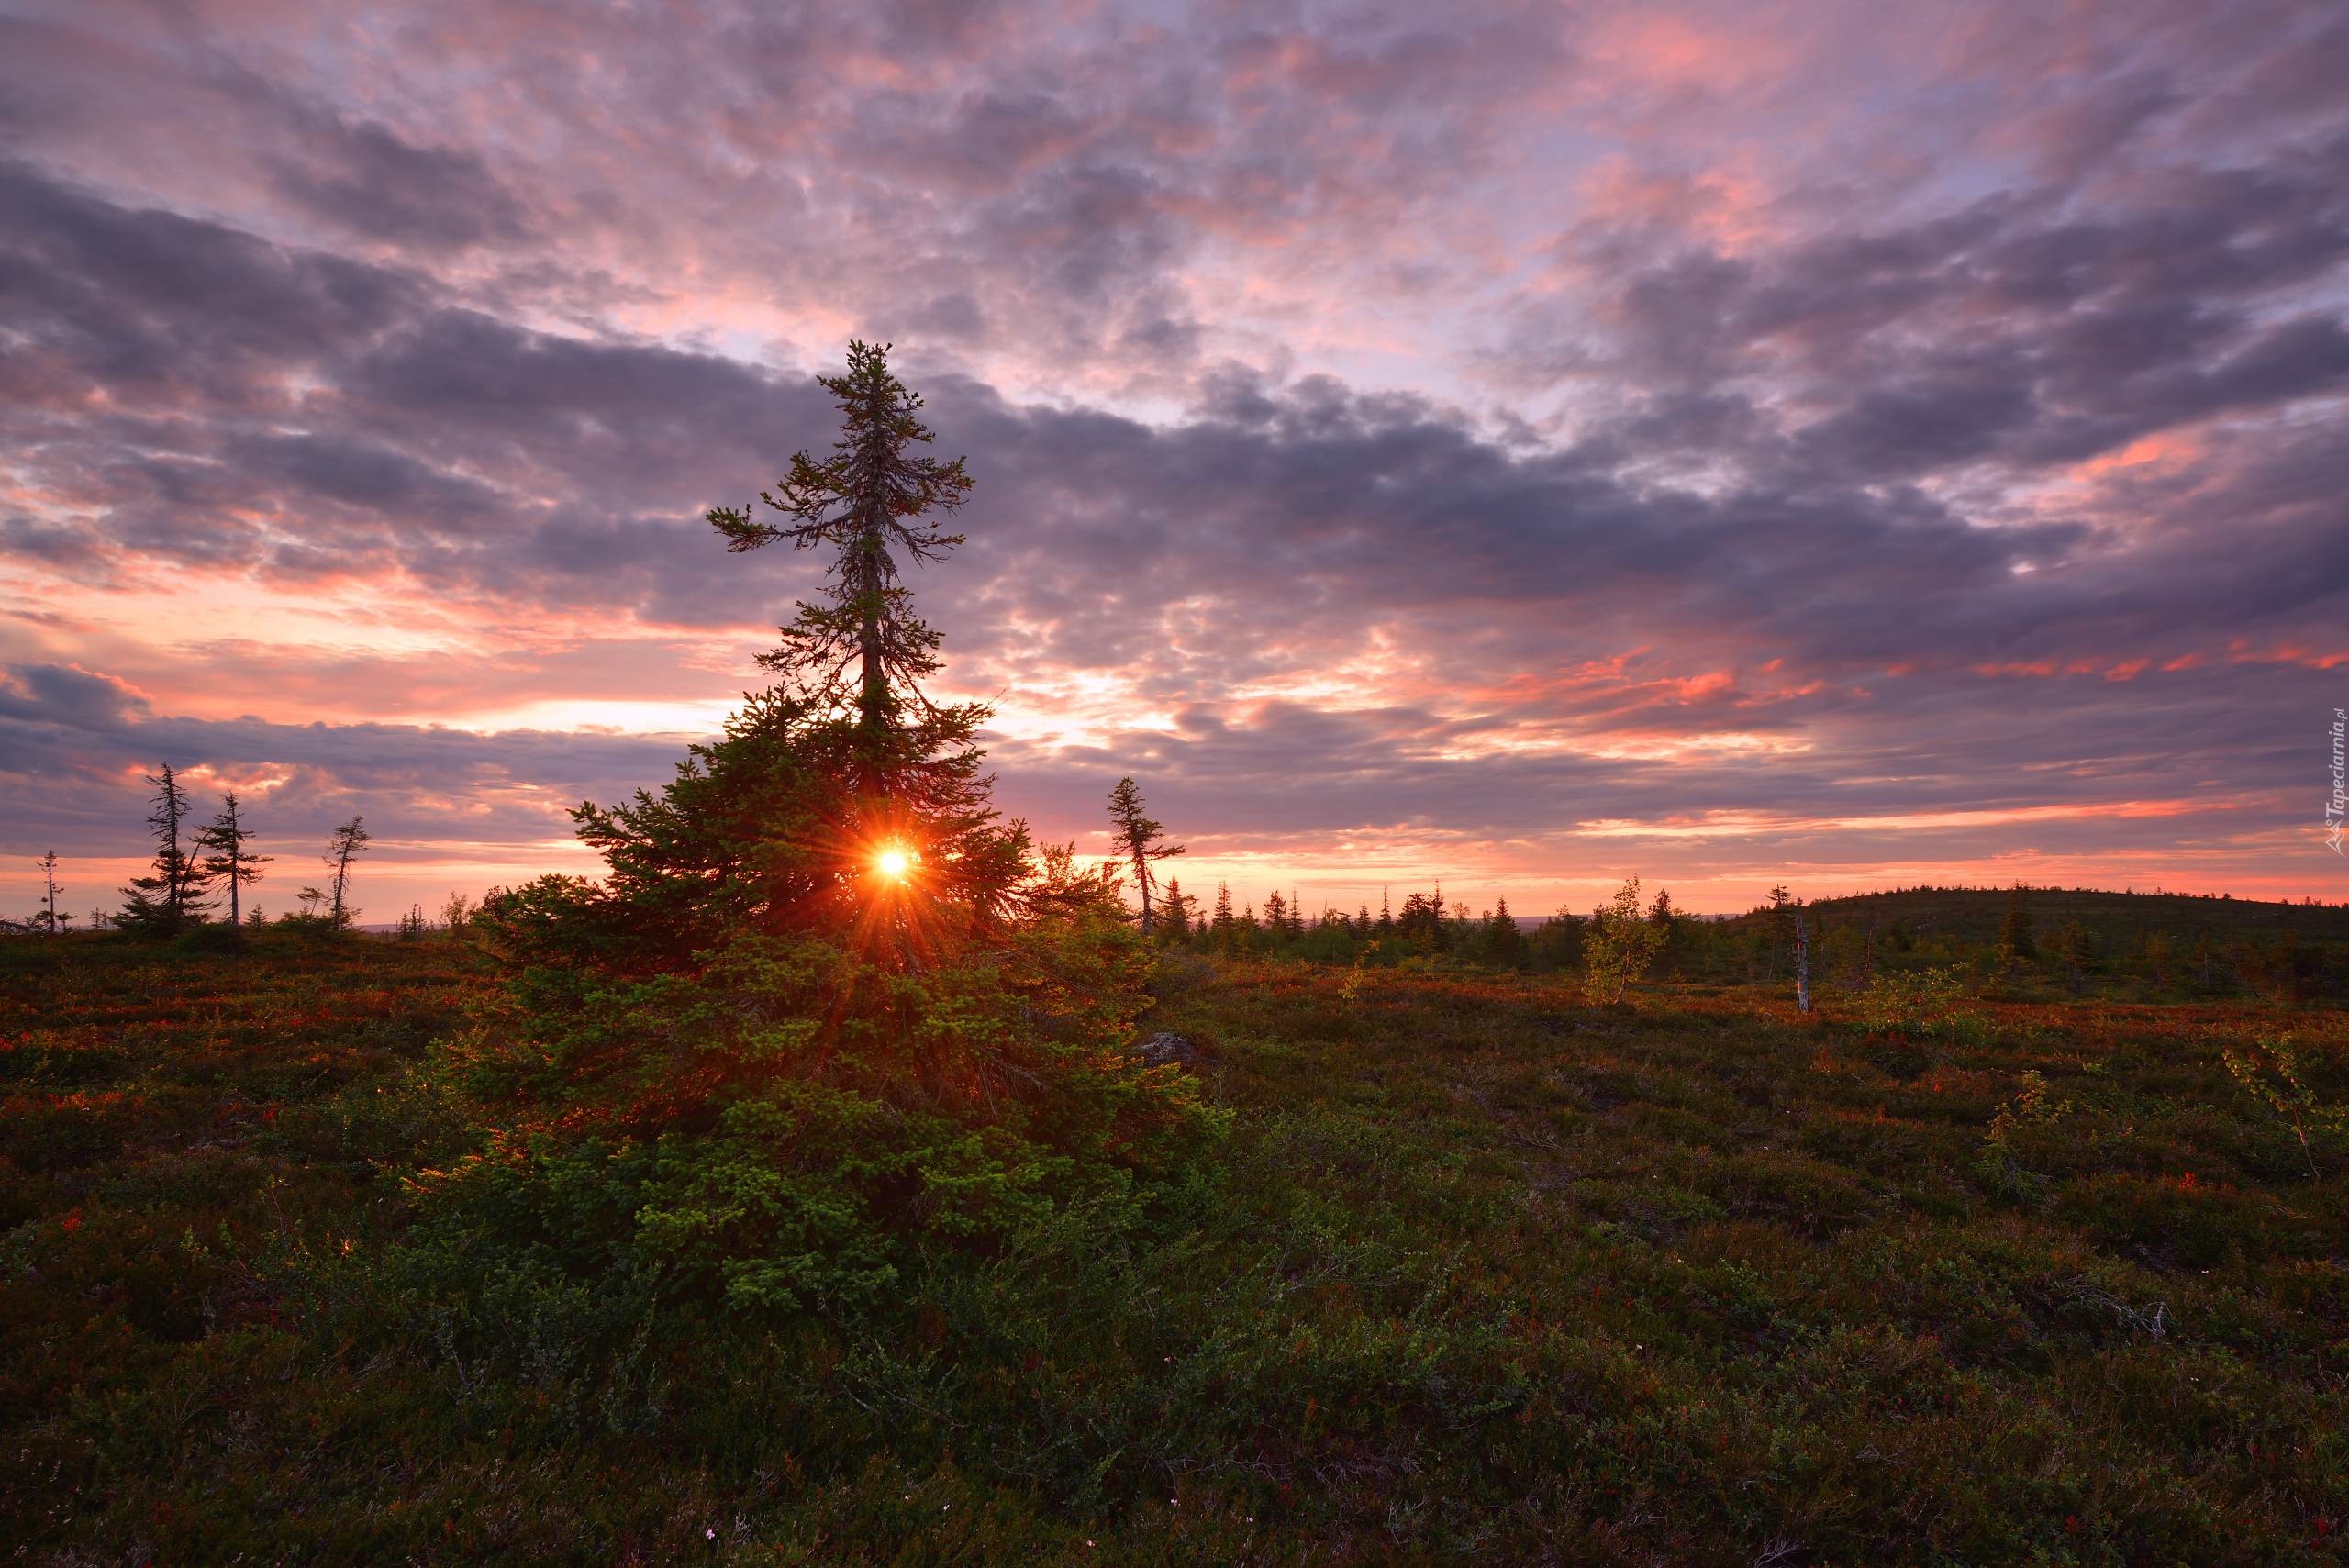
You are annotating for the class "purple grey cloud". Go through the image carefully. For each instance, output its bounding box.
[1,0,2343,913]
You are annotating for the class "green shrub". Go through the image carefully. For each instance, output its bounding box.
[409,913,1227,1329]
[1584,879,1668,1005]
[168,922,245,956]
[1854,964,1986,1045]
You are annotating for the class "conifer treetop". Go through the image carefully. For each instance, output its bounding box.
[707,341,975,731]
[118,762,210,935]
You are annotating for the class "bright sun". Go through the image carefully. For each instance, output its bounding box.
[877,851,908,877]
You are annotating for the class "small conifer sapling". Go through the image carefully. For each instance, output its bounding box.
[195,791,271,928]
[118,763,209,935]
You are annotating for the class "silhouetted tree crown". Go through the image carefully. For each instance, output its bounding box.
[1105,776,1184,935]
[324,817,370,930]
[1162,876,1193,938]
[36,850,64,936]
[118,763,209,935]
[707,339,974,762]
[195,791,269,928]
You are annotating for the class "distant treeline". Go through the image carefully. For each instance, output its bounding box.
[1144,877,2349,1001]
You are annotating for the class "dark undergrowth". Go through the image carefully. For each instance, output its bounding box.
[6,933,2348,1564]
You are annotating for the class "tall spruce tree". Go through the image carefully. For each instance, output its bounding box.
[1104,776,1184,935]
[118,764,208,935]
[417,344,1220,1327]
[570,339,1030,965]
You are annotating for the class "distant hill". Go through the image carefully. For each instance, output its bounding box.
[1714,885,2349,946]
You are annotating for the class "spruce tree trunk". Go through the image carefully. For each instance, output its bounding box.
[160,771,182,923]
[856,524,887,733]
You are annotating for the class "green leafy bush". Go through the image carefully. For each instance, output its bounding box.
[409,912,1224,1325]
[1854,964,1987,1044]
[1583,878,1668,1005]
[2223,1032,2349,1176]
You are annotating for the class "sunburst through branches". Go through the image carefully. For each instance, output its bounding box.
[427,341,1222,1329]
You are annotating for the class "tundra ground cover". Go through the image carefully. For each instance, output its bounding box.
[4,931,2347,1564]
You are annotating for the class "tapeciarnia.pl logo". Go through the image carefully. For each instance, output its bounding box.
[2329,707,2346,856]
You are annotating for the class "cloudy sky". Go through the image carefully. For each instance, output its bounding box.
[3,0,2345,924]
